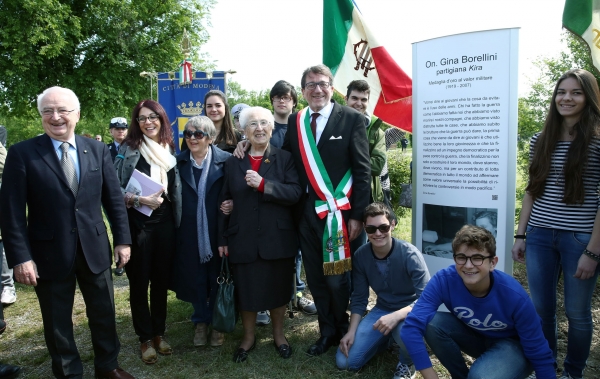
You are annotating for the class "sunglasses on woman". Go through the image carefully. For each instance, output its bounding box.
[183,129,208,139]
[364,224,391,234]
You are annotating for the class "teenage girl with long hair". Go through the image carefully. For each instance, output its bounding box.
[512,68,600,379]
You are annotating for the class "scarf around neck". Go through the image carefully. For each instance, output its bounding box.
[193,147,213,263]
[139,135,176,193]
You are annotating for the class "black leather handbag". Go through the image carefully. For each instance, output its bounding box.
[212,257,237,333]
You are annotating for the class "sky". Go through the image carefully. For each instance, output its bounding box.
[201,0,568,97]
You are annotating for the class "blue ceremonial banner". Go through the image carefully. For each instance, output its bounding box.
[157,71,226,152]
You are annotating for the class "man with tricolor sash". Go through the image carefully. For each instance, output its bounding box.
[282,64,370,356]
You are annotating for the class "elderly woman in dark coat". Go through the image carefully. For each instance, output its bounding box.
[171,116,231,348]
[219,106,302,363]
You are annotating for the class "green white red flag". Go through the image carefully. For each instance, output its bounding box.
[563,0,600,73]
[323,0,413,132]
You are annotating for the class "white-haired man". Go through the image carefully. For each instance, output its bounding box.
[0,87,134,379]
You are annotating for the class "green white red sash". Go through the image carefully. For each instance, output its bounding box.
[297,108,353,275]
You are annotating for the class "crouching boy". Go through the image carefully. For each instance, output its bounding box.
[400,225,555,379]
[336,202,430,379]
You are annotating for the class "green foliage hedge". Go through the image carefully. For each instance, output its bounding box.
[386,149,412,218]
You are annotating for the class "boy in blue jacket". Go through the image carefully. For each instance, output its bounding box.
[336,202,430,379]
[401,225,555,379]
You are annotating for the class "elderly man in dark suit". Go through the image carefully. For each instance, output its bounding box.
[282,65,371,356]
[0,86,135,379]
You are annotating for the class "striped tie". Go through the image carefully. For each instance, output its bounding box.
[60,142,78,197]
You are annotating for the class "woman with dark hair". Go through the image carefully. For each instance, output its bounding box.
[115,99,181,365]
[512,69,600,379]
[204,90,241,153]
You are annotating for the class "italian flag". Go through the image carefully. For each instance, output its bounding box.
[563,0,600,73]
[323,0,412,132]
[179,59,193,85]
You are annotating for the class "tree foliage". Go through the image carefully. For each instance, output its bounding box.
[0,0,214,143]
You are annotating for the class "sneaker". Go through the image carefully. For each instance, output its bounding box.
[393,363,415,379]
[296,294,317,315]
[256,311,271,326]
[1,286,16,306]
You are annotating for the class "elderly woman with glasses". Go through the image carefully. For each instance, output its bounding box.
[114,99,181,365]
[171,116,231,348]
[218,106,302,363]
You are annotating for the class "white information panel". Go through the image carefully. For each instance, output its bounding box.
[412,28,519,275]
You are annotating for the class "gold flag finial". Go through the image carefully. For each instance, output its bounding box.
[181,28,191,59]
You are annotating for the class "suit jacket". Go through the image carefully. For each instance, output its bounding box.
[107,141,119,161]
[172,145,230,303]
[282,101,371,222]
[0,134,131,280]
[219,145,301,264]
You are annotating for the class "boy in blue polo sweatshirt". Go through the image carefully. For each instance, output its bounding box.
[401,225,555,379]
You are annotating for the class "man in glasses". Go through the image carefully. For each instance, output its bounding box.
[401,225,554,379]
[283,65,371,356]
[108,117,128,161]
[0,87,134,379]
[337,202,429,379]
[234,65,370,355]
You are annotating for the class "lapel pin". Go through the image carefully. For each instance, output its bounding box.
[84,150,88,154]
[264,159,270,163]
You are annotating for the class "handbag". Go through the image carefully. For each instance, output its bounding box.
[212,256,237,333]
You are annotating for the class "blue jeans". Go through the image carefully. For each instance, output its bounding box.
[335,307,411,370]
[425,312,533,379]
[526,226,599,379]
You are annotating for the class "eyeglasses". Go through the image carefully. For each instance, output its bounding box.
[42,109,77,117]
[273,95,292,103]
[364,224,391,234]
[453,254,492,266]
[247,120,270,128]
[183,129,208,140]
[304,81,331,90]
[136,114,159,123]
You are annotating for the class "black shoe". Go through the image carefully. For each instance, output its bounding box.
[114,267,124,276]
[306,335,337,356]
[0,363,21,379]
[233,338,256,363]
[274,338,292,359]
[0,319,6,335]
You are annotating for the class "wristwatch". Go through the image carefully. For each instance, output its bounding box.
[133,195,140,208]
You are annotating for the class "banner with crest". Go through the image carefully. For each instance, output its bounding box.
[157,71,227,152]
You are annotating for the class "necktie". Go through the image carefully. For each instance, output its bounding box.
[310,112,320,142]
[60,142,78,197]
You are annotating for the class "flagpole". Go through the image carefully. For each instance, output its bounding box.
[139,71,158,100]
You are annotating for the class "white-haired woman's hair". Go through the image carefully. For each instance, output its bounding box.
[239,107,275,131]
[37,86,80,114]
[184,115,217,140]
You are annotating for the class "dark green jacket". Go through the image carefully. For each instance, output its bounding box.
[367,116,386,202]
